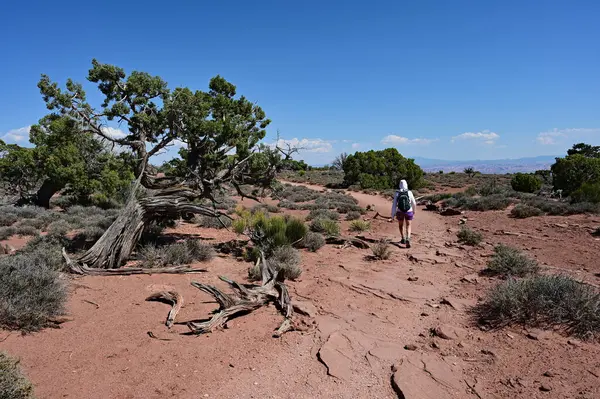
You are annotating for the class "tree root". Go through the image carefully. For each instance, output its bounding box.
[325,236,370,249]
[62,248,207,276]
[187,253,295,336]
[146,291,184,328]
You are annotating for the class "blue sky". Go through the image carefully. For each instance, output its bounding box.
[1,0,599,165]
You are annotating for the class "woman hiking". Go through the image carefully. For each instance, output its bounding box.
[389,179,417,248]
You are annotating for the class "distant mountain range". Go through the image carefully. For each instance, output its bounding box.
[412,155,559,174]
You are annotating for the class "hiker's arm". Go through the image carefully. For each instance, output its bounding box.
[410,192,417,212]
[391,192,398,219]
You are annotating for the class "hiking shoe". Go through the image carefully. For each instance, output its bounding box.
[400,238,406,245]
[406,238,411,248]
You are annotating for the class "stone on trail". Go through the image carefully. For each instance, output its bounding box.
[433,324,467,340]
[317,332,354,380]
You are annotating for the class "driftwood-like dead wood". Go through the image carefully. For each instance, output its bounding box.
[187,253,296,336]
[62,248,207,276]
[325,236,370,249]
[146,291,184,328]
[371,212,388,220]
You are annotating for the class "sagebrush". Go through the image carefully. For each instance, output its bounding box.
[484,244,539,277]
[0,352,35,399]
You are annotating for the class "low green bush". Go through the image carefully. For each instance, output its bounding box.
[349,220,371,232]
[309,218,340,237]
[302,232,325,252]
[511,173,542,193]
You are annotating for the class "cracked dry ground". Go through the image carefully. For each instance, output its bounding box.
[2,185,600,398]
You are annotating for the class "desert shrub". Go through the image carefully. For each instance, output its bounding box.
[302,232,325,252]
[345,211,362,221]
[0,214,18,227]
[13,206,46,219]
[524,197,600,216]
[266,204,280,213]
[197,215,233,229]
[232,218,247,234]
[139,245,164,268]
[423,193,453,203]
[142,240,215,267]
[349,220,371,232]
[78,226,105,243]
[309,218,340,236]
[14,225,39,237]
[0,352,35,399]
[0,227,15,241]
[475,275,600,339]
[371,240,392,260]
[469,195,513,211]
[46,220,71,238]
[0,251,67,331]
[284,216,308,244]
[254,245,302,280]
[17,218,45,230]
[571,182,600,204]
[511,173,542,193]
[457,226,483,246]
[278,200,299,210]
[185,239,215,262]
[278,185,320,202]
[18,236,65,271]
[510,204,544,219]
[484,245,539,277]
[306,209,339,221]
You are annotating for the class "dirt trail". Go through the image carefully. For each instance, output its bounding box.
[2,184,599,398]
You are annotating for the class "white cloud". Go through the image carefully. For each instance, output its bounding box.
[452,130,499,144]
[351,143,361,149]
[536,128,600,145]
[1,126,31,143]
[381,135,437,145]
[100,127,127,139]
[275,137,333,153]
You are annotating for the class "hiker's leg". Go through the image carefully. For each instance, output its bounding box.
[406,219,412,239]
[398,218,405,240]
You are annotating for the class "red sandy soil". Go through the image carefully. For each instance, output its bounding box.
[2,186,600,398]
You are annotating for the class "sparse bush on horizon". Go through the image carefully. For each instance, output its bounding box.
[510,204,544,219]
[475,274,600,339]
[511,173,542,193]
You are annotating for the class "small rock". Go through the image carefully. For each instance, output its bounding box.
[431,341,440,349]
[481,349,496,357]
[567,339,581,347]
[229,363,234,368]
[420,312,429,317]
[433,324,467,340]
[526,332,539,341]
[407,276,419,282]
[461,274,479,284]
[404,344,418,351]
[543,371,555,378]
[539,385,552,392]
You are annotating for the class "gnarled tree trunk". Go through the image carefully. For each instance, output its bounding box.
[16,179,63,208]
[64,177,221,272]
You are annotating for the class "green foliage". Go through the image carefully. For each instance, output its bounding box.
[551,153,600,195]
[534,169,552,184]
[309,218,340,236]
[475,275,600,339]
[510,204,544,218]
[457,226,483,246]
[371,240,392,260]
[0,250,67,331]
[567,142,600,158]
[343,148,423,190]
[510,173,542,193]
[0,352,35,399]
[570,182,600,204]
[302,232,325,252]
[349,220,370,232]
[484,245,539,277]
[0,115,135,207]
[0,214,17,227]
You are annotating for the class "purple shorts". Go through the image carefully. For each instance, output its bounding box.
[396,211,414,221]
